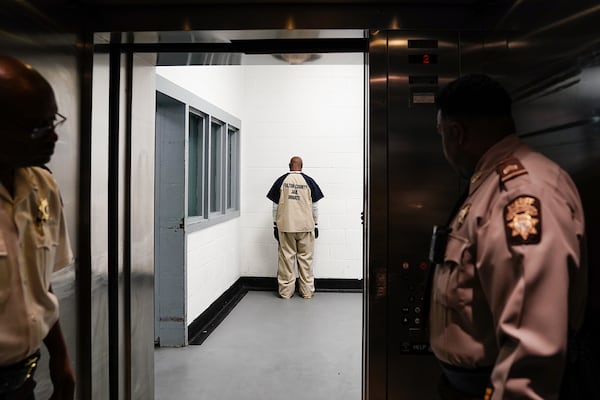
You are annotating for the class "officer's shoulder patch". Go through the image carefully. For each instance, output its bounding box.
[496,157,528,185]
[504,195,542,245]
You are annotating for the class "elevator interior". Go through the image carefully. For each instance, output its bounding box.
[2,1,600,399]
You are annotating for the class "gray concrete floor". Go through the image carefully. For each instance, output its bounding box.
[155,291,362,400]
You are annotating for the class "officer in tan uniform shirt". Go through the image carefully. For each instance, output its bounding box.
[0,55,75,399]
[267,156,324,299]
[430,74,587,400]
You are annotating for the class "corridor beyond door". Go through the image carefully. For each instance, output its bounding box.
[155,291,362,400]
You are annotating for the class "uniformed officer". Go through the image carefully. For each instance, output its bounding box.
[267,156,324,299]
[430,74,587,399]
[0,55,75,399]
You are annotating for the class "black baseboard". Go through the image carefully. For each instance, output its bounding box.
[187,279,246,346]
[187,277,363,345]
[238,276,363,292]
[314,278,364,292]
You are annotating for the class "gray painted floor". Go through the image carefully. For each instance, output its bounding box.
[155,291,362,400]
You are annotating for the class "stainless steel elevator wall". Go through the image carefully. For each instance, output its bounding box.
[369,22,599,398]
[90,43,157,400]
[368,30,464,400]
[129,52,157,400]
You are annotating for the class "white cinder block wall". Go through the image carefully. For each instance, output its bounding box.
[241,64,364,279]
[157,61,364,325]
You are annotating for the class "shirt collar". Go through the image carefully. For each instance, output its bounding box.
[0,168,38,204]
[469,134,521,193]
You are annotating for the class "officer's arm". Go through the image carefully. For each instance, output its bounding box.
[44,286,75,400]
[477,190,583,399]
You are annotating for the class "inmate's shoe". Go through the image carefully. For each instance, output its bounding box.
[302,293,313,299]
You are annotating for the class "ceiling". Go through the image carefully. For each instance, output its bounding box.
[3,0,599,78]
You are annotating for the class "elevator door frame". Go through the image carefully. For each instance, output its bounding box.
[96,29,468,400]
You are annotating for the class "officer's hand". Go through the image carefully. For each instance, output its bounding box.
[273,226,279,242]
[49,354,75,400]
[314,227,319,239]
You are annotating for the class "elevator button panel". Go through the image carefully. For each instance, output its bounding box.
[392,259,432,354]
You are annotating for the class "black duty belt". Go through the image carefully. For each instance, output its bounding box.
[439,361,493,397]
[0,350,41,395]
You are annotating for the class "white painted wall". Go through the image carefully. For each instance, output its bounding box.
[156,66,244,117]
[186,218,241,325]
[156,60,364,324]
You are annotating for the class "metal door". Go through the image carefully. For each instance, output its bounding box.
[154,92,188,347]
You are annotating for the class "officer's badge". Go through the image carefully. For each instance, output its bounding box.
[37,198,50,226]
[456,203,471,229]
[504,196,541,245]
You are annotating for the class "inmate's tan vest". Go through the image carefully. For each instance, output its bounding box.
[276,172,314,233]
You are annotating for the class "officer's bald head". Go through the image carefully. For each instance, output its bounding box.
[0,55,55,124]
[0,55,59,169]
[435,74,518,178]
[435,73,516,136]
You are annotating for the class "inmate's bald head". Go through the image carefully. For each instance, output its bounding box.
[289,156,303,171]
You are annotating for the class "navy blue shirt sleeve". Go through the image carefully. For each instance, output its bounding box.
[301,173,324,203]
[266,173,289,203]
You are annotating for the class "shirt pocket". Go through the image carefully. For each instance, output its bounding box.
[435,234,473,310]
[33,225,59,288]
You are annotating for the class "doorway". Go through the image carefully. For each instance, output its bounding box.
[150,30,368,399]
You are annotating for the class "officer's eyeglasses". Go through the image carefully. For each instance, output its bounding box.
[30,113,67,139]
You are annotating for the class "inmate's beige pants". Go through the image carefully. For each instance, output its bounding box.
[278,231,315,299]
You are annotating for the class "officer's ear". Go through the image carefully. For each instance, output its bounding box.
[447,119,466,146]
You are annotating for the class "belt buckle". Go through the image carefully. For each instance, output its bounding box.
[24,354,40,380]
[0,352,40,394]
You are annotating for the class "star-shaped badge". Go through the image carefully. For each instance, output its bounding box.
[37,197,50,225]
[504,196,541,245]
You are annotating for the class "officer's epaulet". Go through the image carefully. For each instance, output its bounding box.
[496,157,527,191]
